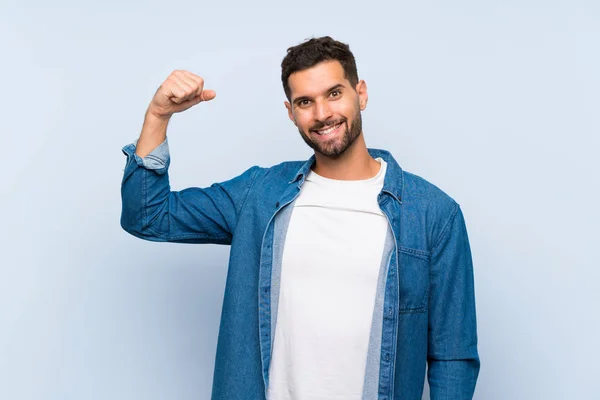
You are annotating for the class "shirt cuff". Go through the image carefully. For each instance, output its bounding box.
[121,137,170,173]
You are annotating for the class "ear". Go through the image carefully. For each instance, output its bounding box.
[356,80,368,111]
[284,101,297,126]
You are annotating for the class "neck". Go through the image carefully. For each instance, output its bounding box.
[311,133,381,180]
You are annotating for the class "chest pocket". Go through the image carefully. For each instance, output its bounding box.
[397,248,430,313]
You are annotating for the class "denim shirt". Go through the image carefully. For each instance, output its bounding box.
[120,138,480,400]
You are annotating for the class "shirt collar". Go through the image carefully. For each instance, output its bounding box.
[290,148,404,202]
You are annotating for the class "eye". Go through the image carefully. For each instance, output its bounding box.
[330,90,341,98]
[298,99,310,107]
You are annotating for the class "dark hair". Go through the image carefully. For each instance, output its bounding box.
[281,36,359,101]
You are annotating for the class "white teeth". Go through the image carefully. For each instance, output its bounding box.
[316,123,341,135]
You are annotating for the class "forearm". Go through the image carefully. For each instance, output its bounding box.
[428,358,479,399]
[135,110,170,158]
[121,138,172,240]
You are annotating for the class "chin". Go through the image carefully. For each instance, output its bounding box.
[316,136,355,158]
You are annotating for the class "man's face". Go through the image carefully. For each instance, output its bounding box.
[285,60,368,158]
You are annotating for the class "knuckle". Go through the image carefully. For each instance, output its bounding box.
[164,77,176,87]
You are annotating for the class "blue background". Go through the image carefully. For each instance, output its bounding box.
[1,1,598,398]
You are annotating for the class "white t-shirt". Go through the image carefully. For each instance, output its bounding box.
[267,158,389,400]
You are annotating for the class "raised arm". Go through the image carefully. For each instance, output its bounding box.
[120,70,259,244]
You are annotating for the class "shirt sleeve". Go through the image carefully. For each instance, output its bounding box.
[427,204,481,399]
[122,137,171,173]
[120,137,260,244]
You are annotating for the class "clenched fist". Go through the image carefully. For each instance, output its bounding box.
[147,70,216,119]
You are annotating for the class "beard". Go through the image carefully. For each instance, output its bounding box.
[297,105,363,158]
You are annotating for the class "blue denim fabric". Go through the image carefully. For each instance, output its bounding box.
[120,137,480,400]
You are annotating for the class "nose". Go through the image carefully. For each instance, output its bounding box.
[314,98,333,122]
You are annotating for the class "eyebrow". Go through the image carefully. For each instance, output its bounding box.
[293,84,345,105]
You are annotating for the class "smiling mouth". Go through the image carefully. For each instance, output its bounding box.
[312,122,343,136]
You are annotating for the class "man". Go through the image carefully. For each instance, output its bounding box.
[120,36,480,400]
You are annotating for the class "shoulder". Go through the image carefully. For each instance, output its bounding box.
[400,170,463,251]
[246,160,306,185]
[402,170,458,211]
[372,148,458,213]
